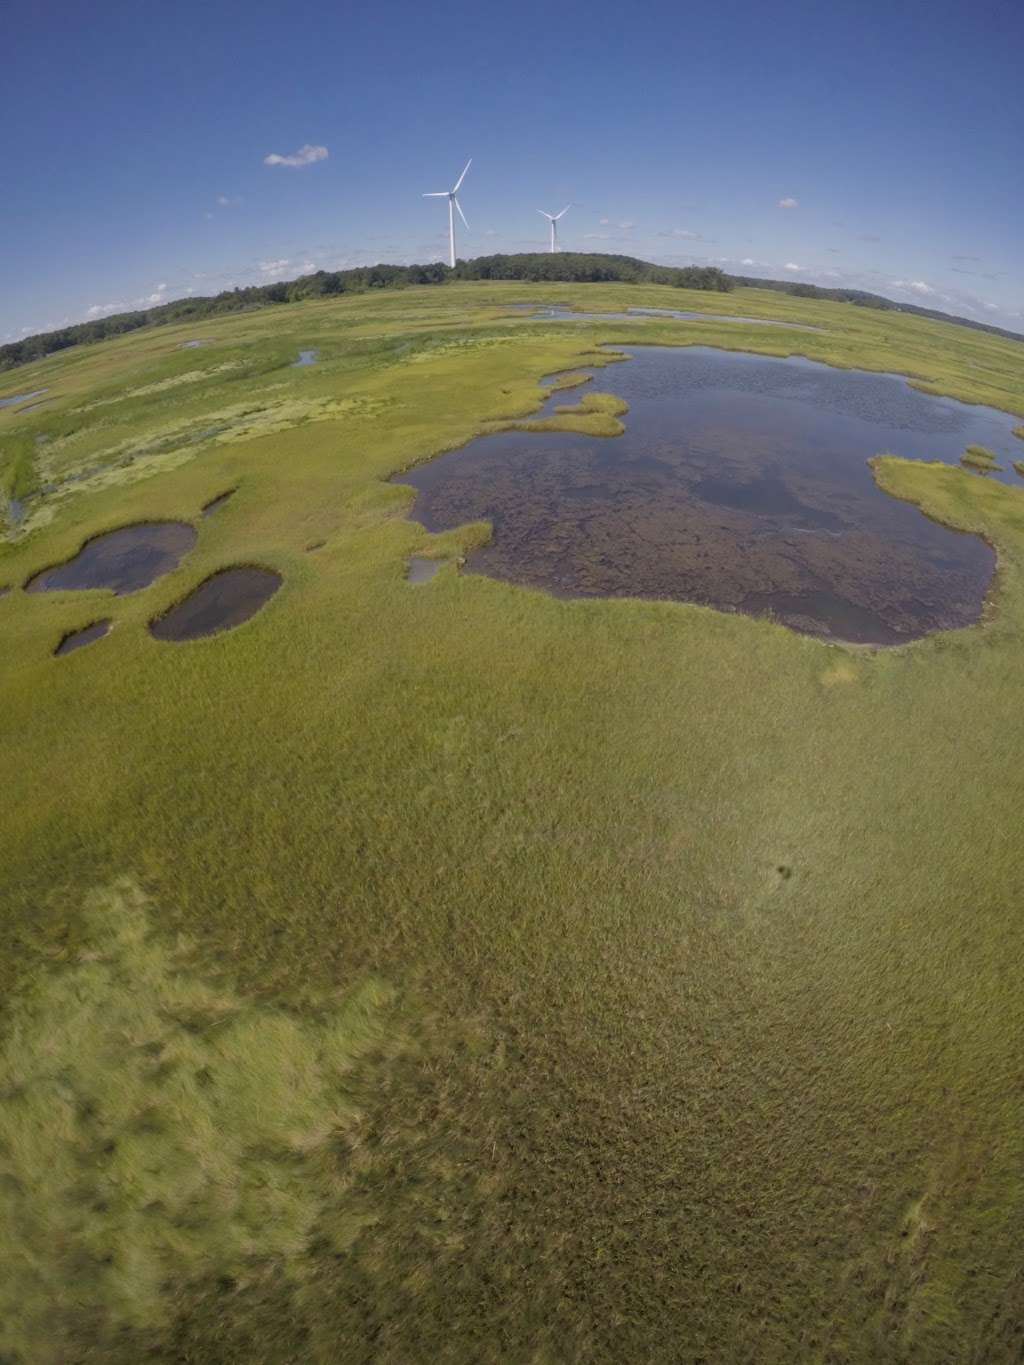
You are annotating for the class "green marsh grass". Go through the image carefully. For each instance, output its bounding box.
[960,444,1002,471]
[2,282,1024,1361]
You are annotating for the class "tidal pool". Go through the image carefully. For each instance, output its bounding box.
[25,522,197,595]
[149,567,281,641]
[55,620,111,656]
[396,346,1022,644]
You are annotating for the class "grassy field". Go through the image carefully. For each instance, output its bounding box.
[2,282,1024,1363]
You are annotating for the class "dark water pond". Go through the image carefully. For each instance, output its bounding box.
[150,567,281,641]
[396,346,1023,644]
[201,489,235,517]
[25,522,197,595]
[293,350,317,367]
[532,305,822,331]
[0,388,48,408]
[55,620,111,656]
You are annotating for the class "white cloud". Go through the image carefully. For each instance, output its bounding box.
[892,279,935,295]
[984,302,1001,311]
[484,228,498,237]
[263,143,328,168]
[598,217,610,225]
[87,303,121,317]
[583,233,611,240]
[658,228,701,240]
[259,258,291,276]
[784,262,803,272]
[741,257,756,265]
[778,197,799,209]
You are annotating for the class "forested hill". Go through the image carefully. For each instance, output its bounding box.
[3,253,1020,373]
[0,255,728,372]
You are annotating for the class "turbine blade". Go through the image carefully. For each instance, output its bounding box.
[423,192,448,197]
[452,158,472,192]
[555,205,571,219]
[537,209,554,219]
[454,196,469,230]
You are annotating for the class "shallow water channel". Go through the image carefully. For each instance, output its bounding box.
[397,346,1022,644]
[0,387,48,408]
[531,305,822,331]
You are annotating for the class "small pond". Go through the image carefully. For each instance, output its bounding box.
[149,567,281,641]
[293,350,317,367]
[25,522,197,595]
[0,388,48,408]
[55,620,111,656]
[395,346,1023,644]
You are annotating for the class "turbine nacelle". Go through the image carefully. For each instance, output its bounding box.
[537,205,571,253]
[422,159,472,268]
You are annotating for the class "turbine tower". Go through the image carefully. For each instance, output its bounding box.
[423,159,471,269]
[538,205,570,253]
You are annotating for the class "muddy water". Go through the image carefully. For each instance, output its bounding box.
[149,567,281,641]
[25,522,197,595]
[55,620,111,655]
[396,346,1021,644]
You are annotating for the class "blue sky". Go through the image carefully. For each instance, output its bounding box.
[3,0,1021,338]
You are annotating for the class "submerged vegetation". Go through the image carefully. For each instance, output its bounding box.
[3,281,1024,1360]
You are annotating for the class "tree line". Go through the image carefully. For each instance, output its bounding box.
[0,255,731,372]
[4,254,1018,375]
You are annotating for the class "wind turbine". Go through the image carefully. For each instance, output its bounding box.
[538,205,570,253]
[423,159,471,268]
